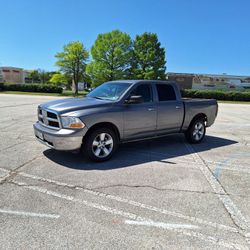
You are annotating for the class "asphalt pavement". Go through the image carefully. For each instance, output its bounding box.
[0,94,250,250]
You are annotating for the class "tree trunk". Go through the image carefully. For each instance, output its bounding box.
[72,79,74,92]
[73,75,78,96]
[72,78,77,96]
[74,80,78,96]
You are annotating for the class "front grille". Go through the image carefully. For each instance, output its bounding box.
[38,107,60,129]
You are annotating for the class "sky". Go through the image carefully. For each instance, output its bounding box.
[0,0,250,75]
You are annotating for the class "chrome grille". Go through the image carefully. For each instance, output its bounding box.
[38,107,60,129]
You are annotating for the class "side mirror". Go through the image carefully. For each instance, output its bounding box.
[125,95,144,104]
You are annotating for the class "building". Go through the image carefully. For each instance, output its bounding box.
[23,69,35,83]
[167,73,194,89]
[0,66,26,83]
[167,72,250,90]
[0,70,3,82]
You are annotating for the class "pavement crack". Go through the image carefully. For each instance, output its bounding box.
[0,156,40,185]
[8,171,218,195]
[0,141,27,152]
[92,184,221,195]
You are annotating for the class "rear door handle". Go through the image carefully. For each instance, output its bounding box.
[148,108,155,111]
[176,106,181,109]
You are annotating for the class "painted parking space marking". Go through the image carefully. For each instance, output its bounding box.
[10,179,248,250]
[14,169,239,233]
[0,166,239,234]
[0,209,60,219]
[185,143,250,244]
[125,219,199,230]
[213,152,250,180]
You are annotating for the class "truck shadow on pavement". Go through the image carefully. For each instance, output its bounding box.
[43,134,238,170]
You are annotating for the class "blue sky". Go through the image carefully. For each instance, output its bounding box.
[0,0,250,75]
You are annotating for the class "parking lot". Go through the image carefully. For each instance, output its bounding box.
[0,94,250,249]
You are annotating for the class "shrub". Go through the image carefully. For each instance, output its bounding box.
[2,83,63,93]
[0,82,4,91]
[181,89,250,101]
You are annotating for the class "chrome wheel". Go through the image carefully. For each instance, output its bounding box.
[192,122,205,141]
[92,133,113,158]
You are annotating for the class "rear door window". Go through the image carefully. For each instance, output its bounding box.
[156,84,176,101]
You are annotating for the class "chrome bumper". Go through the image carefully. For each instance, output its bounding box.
[33,122,87,151]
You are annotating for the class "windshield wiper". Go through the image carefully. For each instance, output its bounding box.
[92,96,104,100]
[91,96,115,101]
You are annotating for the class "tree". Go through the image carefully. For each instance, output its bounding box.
[29,70,40,83]
[28,69,54,84]
[49,73,68,85]
[132,32,166,80]
[55,41,89,95]
[38,69,53,83]
[86,30,133,86]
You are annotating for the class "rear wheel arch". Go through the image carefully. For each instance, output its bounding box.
[185,114,207,144]
[188,113,207,129]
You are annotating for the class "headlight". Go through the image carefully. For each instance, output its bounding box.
[61,116,85,129]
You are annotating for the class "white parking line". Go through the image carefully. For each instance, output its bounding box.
[17,170,239,234]
[10,179,247,250]
[184,143,250,243]
[125,219,199,230]
[0,209,60,219]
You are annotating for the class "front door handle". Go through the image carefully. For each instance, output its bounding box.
[148,108,155,111]
[176,106,181,109]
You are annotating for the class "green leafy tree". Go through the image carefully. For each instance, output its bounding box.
[38,69,53,83]
[87,30,133,86]
[29,70,40,83]
[55,41,89,95]
[132,32,166,80]
[49,73,68,85]
[28,69,55,84]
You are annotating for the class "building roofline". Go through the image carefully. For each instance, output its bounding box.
[167,72,250,78]
[0,66,24,70]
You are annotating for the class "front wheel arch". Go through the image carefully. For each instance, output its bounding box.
[83,122,120,144]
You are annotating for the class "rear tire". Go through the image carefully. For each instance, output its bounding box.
[185,118,206,144]
[83,127,118,162]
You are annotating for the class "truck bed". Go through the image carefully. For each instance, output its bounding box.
[181,98,218,130]
[182,98,216,103]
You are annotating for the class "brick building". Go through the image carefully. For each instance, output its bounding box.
[0,67,26,83]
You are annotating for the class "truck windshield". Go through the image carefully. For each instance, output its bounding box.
[87,82,131,101]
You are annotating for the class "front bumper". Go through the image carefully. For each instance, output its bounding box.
[33,122,87,151]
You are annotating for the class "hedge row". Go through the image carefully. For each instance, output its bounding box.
[181,89,250,101]
[1,82,249,100]
[0,83,63,93]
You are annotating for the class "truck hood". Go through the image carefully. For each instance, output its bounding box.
[40,97,113,114]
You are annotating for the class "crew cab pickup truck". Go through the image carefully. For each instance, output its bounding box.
[34,80,218,161]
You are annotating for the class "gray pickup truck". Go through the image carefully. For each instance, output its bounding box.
[34,80,218,161]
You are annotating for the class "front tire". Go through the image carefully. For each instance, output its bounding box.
[185,118,206,144]
[83,128,117,162]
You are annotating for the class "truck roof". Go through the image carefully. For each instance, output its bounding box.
[107,80,176,85]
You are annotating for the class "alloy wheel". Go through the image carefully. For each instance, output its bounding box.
[92,133,113,158]
[192,122,205,141]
